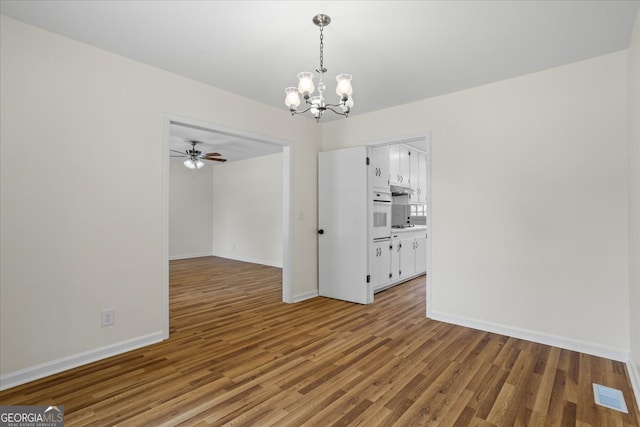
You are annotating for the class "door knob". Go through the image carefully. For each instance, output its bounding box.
[318,229,324,235]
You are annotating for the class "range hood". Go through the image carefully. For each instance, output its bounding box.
[390,184,414,195]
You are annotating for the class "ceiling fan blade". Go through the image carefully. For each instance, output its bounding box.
[204,152,221,157]
[170,149,186,154]
[170,155,187,158]
[206,158,227,162]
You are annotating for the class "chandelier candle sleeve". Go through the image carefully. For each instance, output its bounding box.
[285,87,301,109]
[335,74,353,97]
[284,14,353,121]
[297,72,315,97]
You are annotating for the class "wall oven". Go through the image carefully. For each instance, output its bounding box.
[372,191,392,240]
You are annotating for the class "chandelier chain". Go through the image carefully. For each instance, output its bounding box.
[318,26,324,73]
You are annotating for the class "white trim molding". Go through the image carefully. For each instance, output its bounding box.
[628,360,640,415]
[0,332,165,391]
[210,252,283,268]
[429,310,629,362]
[293,290,319,302]
[169,252,215,261]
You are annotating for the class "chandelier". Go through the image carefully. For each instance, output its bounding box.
[284,14,353,122]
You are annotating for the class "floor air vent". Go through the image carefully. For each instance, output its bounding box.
[592,383,628,413]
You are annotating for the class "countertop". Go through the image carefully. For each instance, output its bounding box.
[390,225,427,235]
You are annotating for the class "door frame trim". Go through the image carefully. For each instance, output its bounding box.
[365,132,431,316]
[162,114,293,339]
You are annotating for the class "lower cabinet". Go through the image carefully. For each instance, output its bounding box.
[399,236,416,278]
[415,235,426,272]
[373,230,427,292]
[372,239,392,291]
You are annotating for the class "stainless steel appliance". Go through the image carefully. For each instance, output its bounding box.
[372,191,392,240]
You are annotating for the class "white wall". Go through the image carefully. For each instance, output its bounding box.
[0,16,320,383]
[212,153,283,267]
[323,51,630,358]
[169,162,214,259]
[628,5,640,402]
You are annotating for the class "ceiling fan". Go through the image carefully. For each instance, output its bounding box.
[170,140,227,169]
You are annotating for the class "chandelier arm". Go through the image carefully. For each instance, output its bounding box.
[291,106,316,115]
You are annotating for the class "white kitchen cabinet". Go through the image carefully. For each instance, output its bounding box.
[389,144,411,187]
[391,236,400,283]
[399,236,416,278]
[372,240,392,291]
[415,235,427,272]
[370,145,390,192]
[391,230,428,281]
[410,151,427,204]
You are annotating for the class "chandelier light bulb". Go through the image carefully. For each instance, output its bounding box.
[297,72,315,97]
[285,87,301,109]
[335,74,353,97]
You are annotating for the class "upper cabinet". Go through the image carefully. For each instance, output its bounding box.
[370,145,390,192]
[410,151,427,204]
[389,144,411,187]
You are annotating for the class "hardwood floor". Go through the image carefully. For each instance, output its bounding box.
[1,256,638,426]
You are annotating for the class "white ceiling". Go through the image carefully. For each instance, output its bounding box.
[169,121,283,164]
[1,1,638,162]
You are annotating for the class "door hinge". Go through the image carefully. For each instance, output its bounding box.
[366,157,370,165]
[366,274,371,283]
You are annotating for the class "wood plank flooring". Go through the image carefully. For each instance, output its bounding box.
[1,256,638,426]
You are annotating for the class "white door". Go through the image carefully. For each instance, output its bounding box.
[318,146,373,304]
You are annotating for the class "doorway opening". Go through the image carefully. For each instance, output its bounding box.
[162,114,293,338]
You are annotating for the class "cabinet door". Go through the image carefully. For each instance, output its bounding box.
[418,151,427,204]
[391,237,401,282]
[371,145,390,191]
[415,235,427,273]
[389,144,401,185]
[372,240,391,291]
[399,237,416,278]
[410,150,427,203]
[410,149,419,193]
[399,145,411,185]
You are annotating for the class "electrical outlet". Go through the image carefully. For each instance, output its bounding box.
[101,308,114,327]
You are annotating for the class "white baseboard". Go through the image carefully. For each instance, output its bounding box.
[210,251,283,268]
[628,359,640,414]
[169,252,214,260]
[429,310,629,362]
[293,290,319,302]
[0,331,165,391]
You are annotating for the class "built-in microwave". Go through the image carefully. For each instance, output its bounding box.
[372,192,392,240]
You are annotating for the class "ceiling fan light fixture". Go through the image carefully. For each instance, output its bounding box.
[184,158,204,170]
